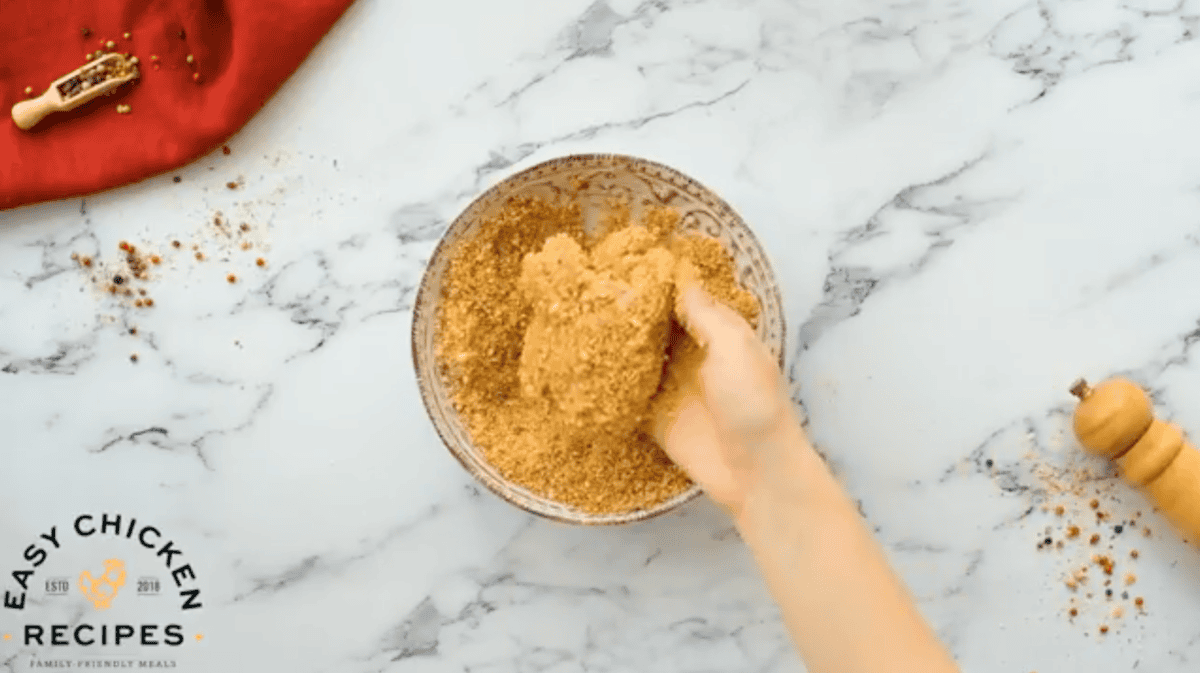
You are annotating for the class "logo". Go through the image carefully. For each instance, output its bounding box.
[79,559,126,610]
[2,513,208,670]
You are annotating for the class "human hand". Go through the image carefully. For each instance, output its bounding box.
[653,285,798,515]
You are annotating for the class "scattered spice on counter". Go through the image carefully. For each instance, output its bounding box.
[1089,533,1101,545]
[435,196,758,513]
[173,176,181,183]
[225,181,238,190]
[256,257,266,267]
[129,353,138,362]
[1130,549,1139,559]
[226,274,237,284]
[222,145,231,155]
[1135,597,1144,609]
[1099,625,1109,635]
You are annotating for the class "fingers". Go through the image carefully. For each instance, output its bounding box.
[676,285,755,350]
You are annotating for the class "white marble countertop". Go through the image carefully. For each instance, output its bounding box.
[4,0,1200,670]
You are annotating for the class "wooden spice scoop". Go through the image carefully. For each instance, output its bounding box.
[1071,377,1200,545]
[12,53,139,130]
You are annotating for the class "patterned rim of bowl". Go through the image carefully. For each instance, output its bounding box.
[412,153,786,525]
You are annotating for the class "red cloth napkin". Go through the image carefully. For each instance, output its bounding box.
[0,0,354,210]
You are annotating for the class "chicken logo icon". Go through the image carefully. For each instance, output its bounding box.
[78,559,126,610]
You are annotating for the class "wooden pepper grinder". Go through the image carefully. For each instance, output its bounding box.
[1070,377,1200,545]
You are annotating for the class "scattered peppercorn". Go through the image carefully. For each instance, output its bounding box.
[256,257,266,267]
[129,328,137,335]
[172,240,182,248]
[81,27,91,37]
[150,255,161,264]
[222,145,231,155]
[1090,499,1099,509]
[239,223,250,232]
[195,252,204,261]
[130,354,138,363]
[144,298,154,307]
[1122,591,1128,599]
[82,256,93,267]
[226,181,238,189]
[1089,534,1100,545]
[1044,537,1052,546]
[1114,524,1123,534]
[1069,608,1078,617]
[1105,588,1112,597]
[138,289,147,296]
[134,299,143,307]
[1055,506,1065,516]
[1130,549,1139,559]
[1067,526,1080,538]
[985,459,993,468]
[113,275,124,285]
[1143,527,1152,537]
[173,176,181,183]
[1135,597,1144,608]
[1099,625,1108,634]
[227,274,237,283]
[241,241,253,250]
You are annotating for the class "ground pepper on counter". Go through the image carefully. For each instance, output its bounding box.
[435,196,759,513]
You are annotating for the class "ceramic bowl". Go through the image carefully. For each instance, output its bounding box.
[412,154,785,525]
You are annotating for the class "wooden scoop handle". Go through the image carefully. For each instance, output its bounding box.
[11,92,59,130]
